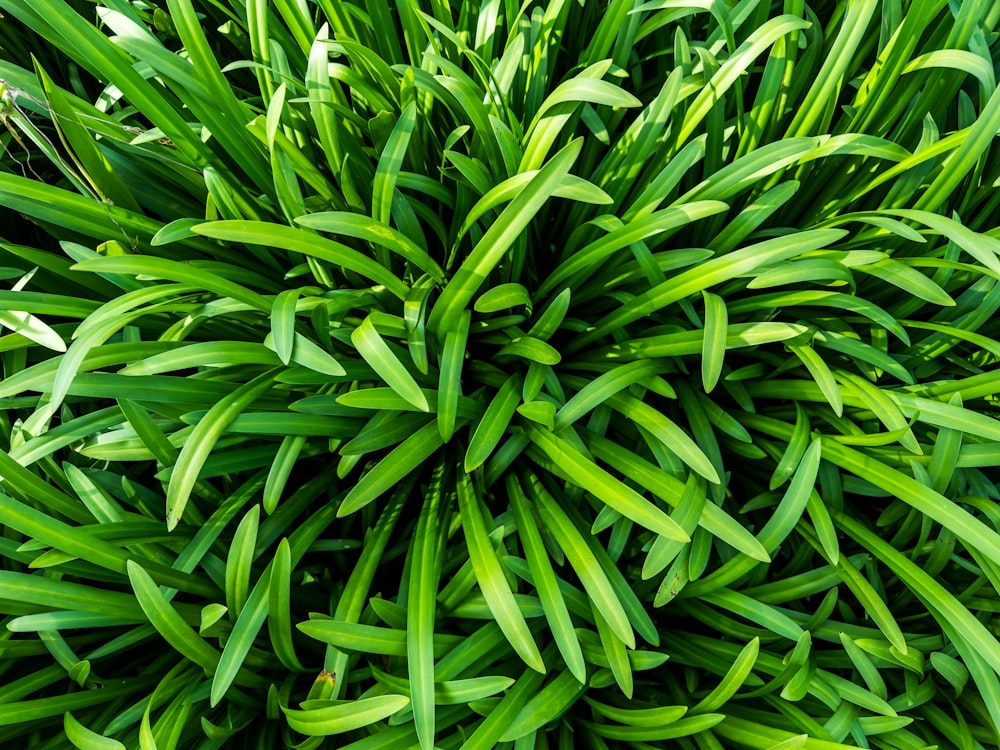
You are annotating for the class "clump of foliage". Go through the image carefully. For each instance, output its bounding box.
[2,0,1000,748]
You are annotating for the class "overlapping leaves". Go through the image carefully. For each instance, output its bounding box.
[1,1,1000,748]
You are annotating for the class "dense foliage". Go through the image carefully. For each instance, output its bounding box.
[3,0,1000,748]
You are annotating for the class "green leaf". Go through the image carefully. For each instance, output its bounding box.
[508,474,586,683]
[270,289,299,364]
[458,668,545,750]
[497,337,561,366]
[71,256,269,310]
[536,77,643,119]
[296,620,462,656]
[701,291,727,392]
[465,374,522,472]
[604,322,809,360]
[528,427,689,542]
[0,494,212,596]
[352,316,429,412]
[583,713,726,741]
[475,283,532,313]
[575,229,847,349]
[855,259,955,306]
[409,465,445,750]
[264,435,307,514]
[516,400,556,429]
[643,473,705,580]
[64,712,126,750]
[762,439,823,556]
[225,506,260,620]
[787,343,843,417]
[459,172,613,239]
[339,422,444,516]
[678,15,811,144]
[602,391,720,484]
[0,677,158,728]
[428,138,583,337]
[770,403,810,490]
[213,495,340,706]
[835,511,1000,680]
[126,560,225,675]
[524,471,635,648]
[539,202,729,296]
[594,604,632,697]
[167,371,279,530]
[191,222,408,298]
[499,670,587,742]
[690,637,759,713]
[371,666,514,704]
[296,211,445,282]
[372,102,417,226]
[438,311,471,442]
[584,699,687,728]
[298,621,408,656]
[556,360,662,429]
[0,309,66,353]
[457,474,544,672]
[283,695,411,737]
